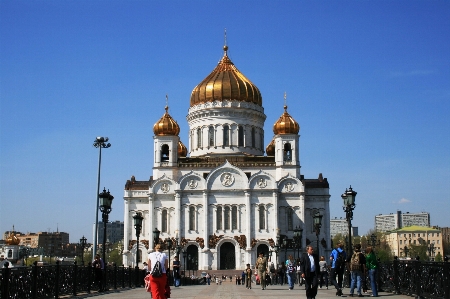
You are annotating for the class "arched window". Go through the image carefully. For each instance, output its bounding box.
[232,206,237,230]
[189,206,195,231]
[284,143,292,162]
[162,210,168,232]
[208,126,214,147]
[224,206,230,230]
[259,205,265,229]
[223,125,229,146]
[161,144,169,161]
[217,206,222,230]
[251,127,255,148]
[238,126,244,146]
[197,128,202,148]
[287,208,293,231]
[260,131,264,149]
[8,249,12,258]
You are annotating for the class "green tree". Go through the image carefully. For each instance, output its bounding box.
[409,244,428,261]
[434,252,443,262]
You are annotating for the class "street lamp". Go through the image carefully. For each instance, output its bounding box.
[313,212,323,256]
[341,186,357,256]
[153,228,160,248]
[283,236,290,262]
[93,136,111,260]
[99,188,114,267]
[427,243,435,261]
[166,238,173,285]
[293,226,303,260]
[182,250,187,286]
[133,212,143,287]
[80,236,87,265]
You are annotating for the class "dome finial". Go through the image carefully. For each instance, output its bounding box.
[223,28,228,55]
[284,92,287,111]
[165,94,169,112]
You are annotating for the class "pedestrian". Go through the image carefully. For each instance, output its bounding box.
[172,256,181,287]
[206,273,211,285]
[330,242,347,296]
[92,254,104,292]
[148,244,169,299]
[296,259,303,287]
[349,244,366,297]
[245,263,252,289]
[256,252,268,290]
[241,270,246,286]
[285,254,296,290]
[365,246,378,297]
[269,262,276,285]
[319,256,328,289]
[300,245,320,299]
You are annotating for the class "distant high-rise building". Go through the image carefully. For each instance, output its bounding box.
[375,211,430,232]
[95,221,124,244]
[330,217,358,238]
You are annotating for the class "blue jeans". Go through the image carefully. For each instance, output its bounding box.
[350,270,362,295]
[286,272,295,289]
[369,269,378,296]
[174,278,180,287]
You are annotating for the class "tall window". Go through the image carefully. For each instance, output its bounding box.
[287,208,293,231]
[161,144,169,161]
[217,207,223,230]
[284,143,292,162]
[224,206,230,229]
[223,125,229,146]
[232,206,237,229]
[260,131,264,149]
[259,205,265,229]
[251,127,255,147]
[208,126,214,146]
[238,126,244,146]
[162,210,168,232]
[189,206,195,230]
[197,128,202,148]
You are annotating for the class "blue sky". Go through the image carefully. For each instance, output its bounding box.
[1,1,449,243]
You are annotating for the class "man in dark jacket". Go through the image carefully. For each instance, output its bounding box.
[300,245,320,299]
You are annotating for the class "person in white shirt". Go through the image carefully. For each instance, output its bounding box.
[148,244,168,299]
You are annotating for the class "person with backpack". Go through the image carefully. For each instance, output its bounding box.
[349,244,366,297]
[330,242,346,296]
[148,243,169,299]
[285,255,296,290]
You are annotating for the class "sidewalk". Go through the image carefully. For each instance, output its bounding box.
[74,282,412,299]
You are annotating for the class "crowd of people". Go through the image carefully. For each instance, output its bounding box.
[142,241,379,299]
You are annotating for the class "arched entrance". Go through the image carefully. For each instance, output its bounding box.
[186,245,198,271]
[256,244,270,259]
[219,242,235,270]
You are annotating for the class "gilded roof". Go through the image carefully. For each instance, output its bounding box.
[6,232,20,245]
[265,138,275,156]
[190,46,262,107]
[153,106,180,136]
[273,105,299,135]
[178,140,187,157]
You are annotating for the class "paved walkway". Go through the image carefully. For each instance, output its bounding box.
[73,283,411,299]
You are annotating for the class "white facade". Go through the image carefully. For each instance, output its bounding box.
[375,211,430,232]
[122,46,331,270]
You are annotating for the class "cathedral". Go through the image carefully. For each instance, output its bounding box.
[122,44,331,270]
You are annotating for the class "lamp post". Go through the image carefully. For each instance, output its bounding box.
[166,238,173,285]
[182,250,187,286]
[93,137,111,260]
[99,188,113,282]
[427,243,435,261]
[133,212,143,286]
[80,236,87,265]
[341,186,357,257]
[153,228,160,248]
[293,226,303,260]
[313,212,323,256]
[283,237,290,262]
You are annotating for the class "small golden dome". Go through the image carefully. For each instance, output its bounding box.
[153,106,180,136]
[265,138,275,156]
[178,140,187,157]
[273,105,300,135]
[190,46,262,107]
[6,232,20,245]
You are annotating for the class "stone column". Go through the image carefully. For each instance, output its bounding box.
[273,191,278,239]
[148,193,155,251]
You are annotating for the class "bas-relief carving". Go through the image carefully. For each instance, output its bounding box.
[128,239,149,250]
[188,179,198,189]
[284,181,294,192]
[234,235,247,249]
[220,173,234,187]
[257,178,267,188]
[209,234,224,249]
[161,183,170,193]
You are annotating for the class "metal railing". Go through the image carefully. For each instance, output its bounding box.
[0,261,146,299]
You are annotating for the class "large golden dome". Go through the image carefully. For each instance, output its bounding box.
[153,106,180,136]
[178,140,187,157]
[273,105,300,135]
[190,46,262,107]
[6,232,20,245]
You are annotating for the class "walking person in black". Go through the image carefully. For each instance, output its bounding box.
[300,245,320,299]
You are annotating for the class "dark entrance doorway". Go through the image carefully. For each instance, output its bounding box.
[256,244,270,259]
[186,245,198,271]
[220,242,235,270]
